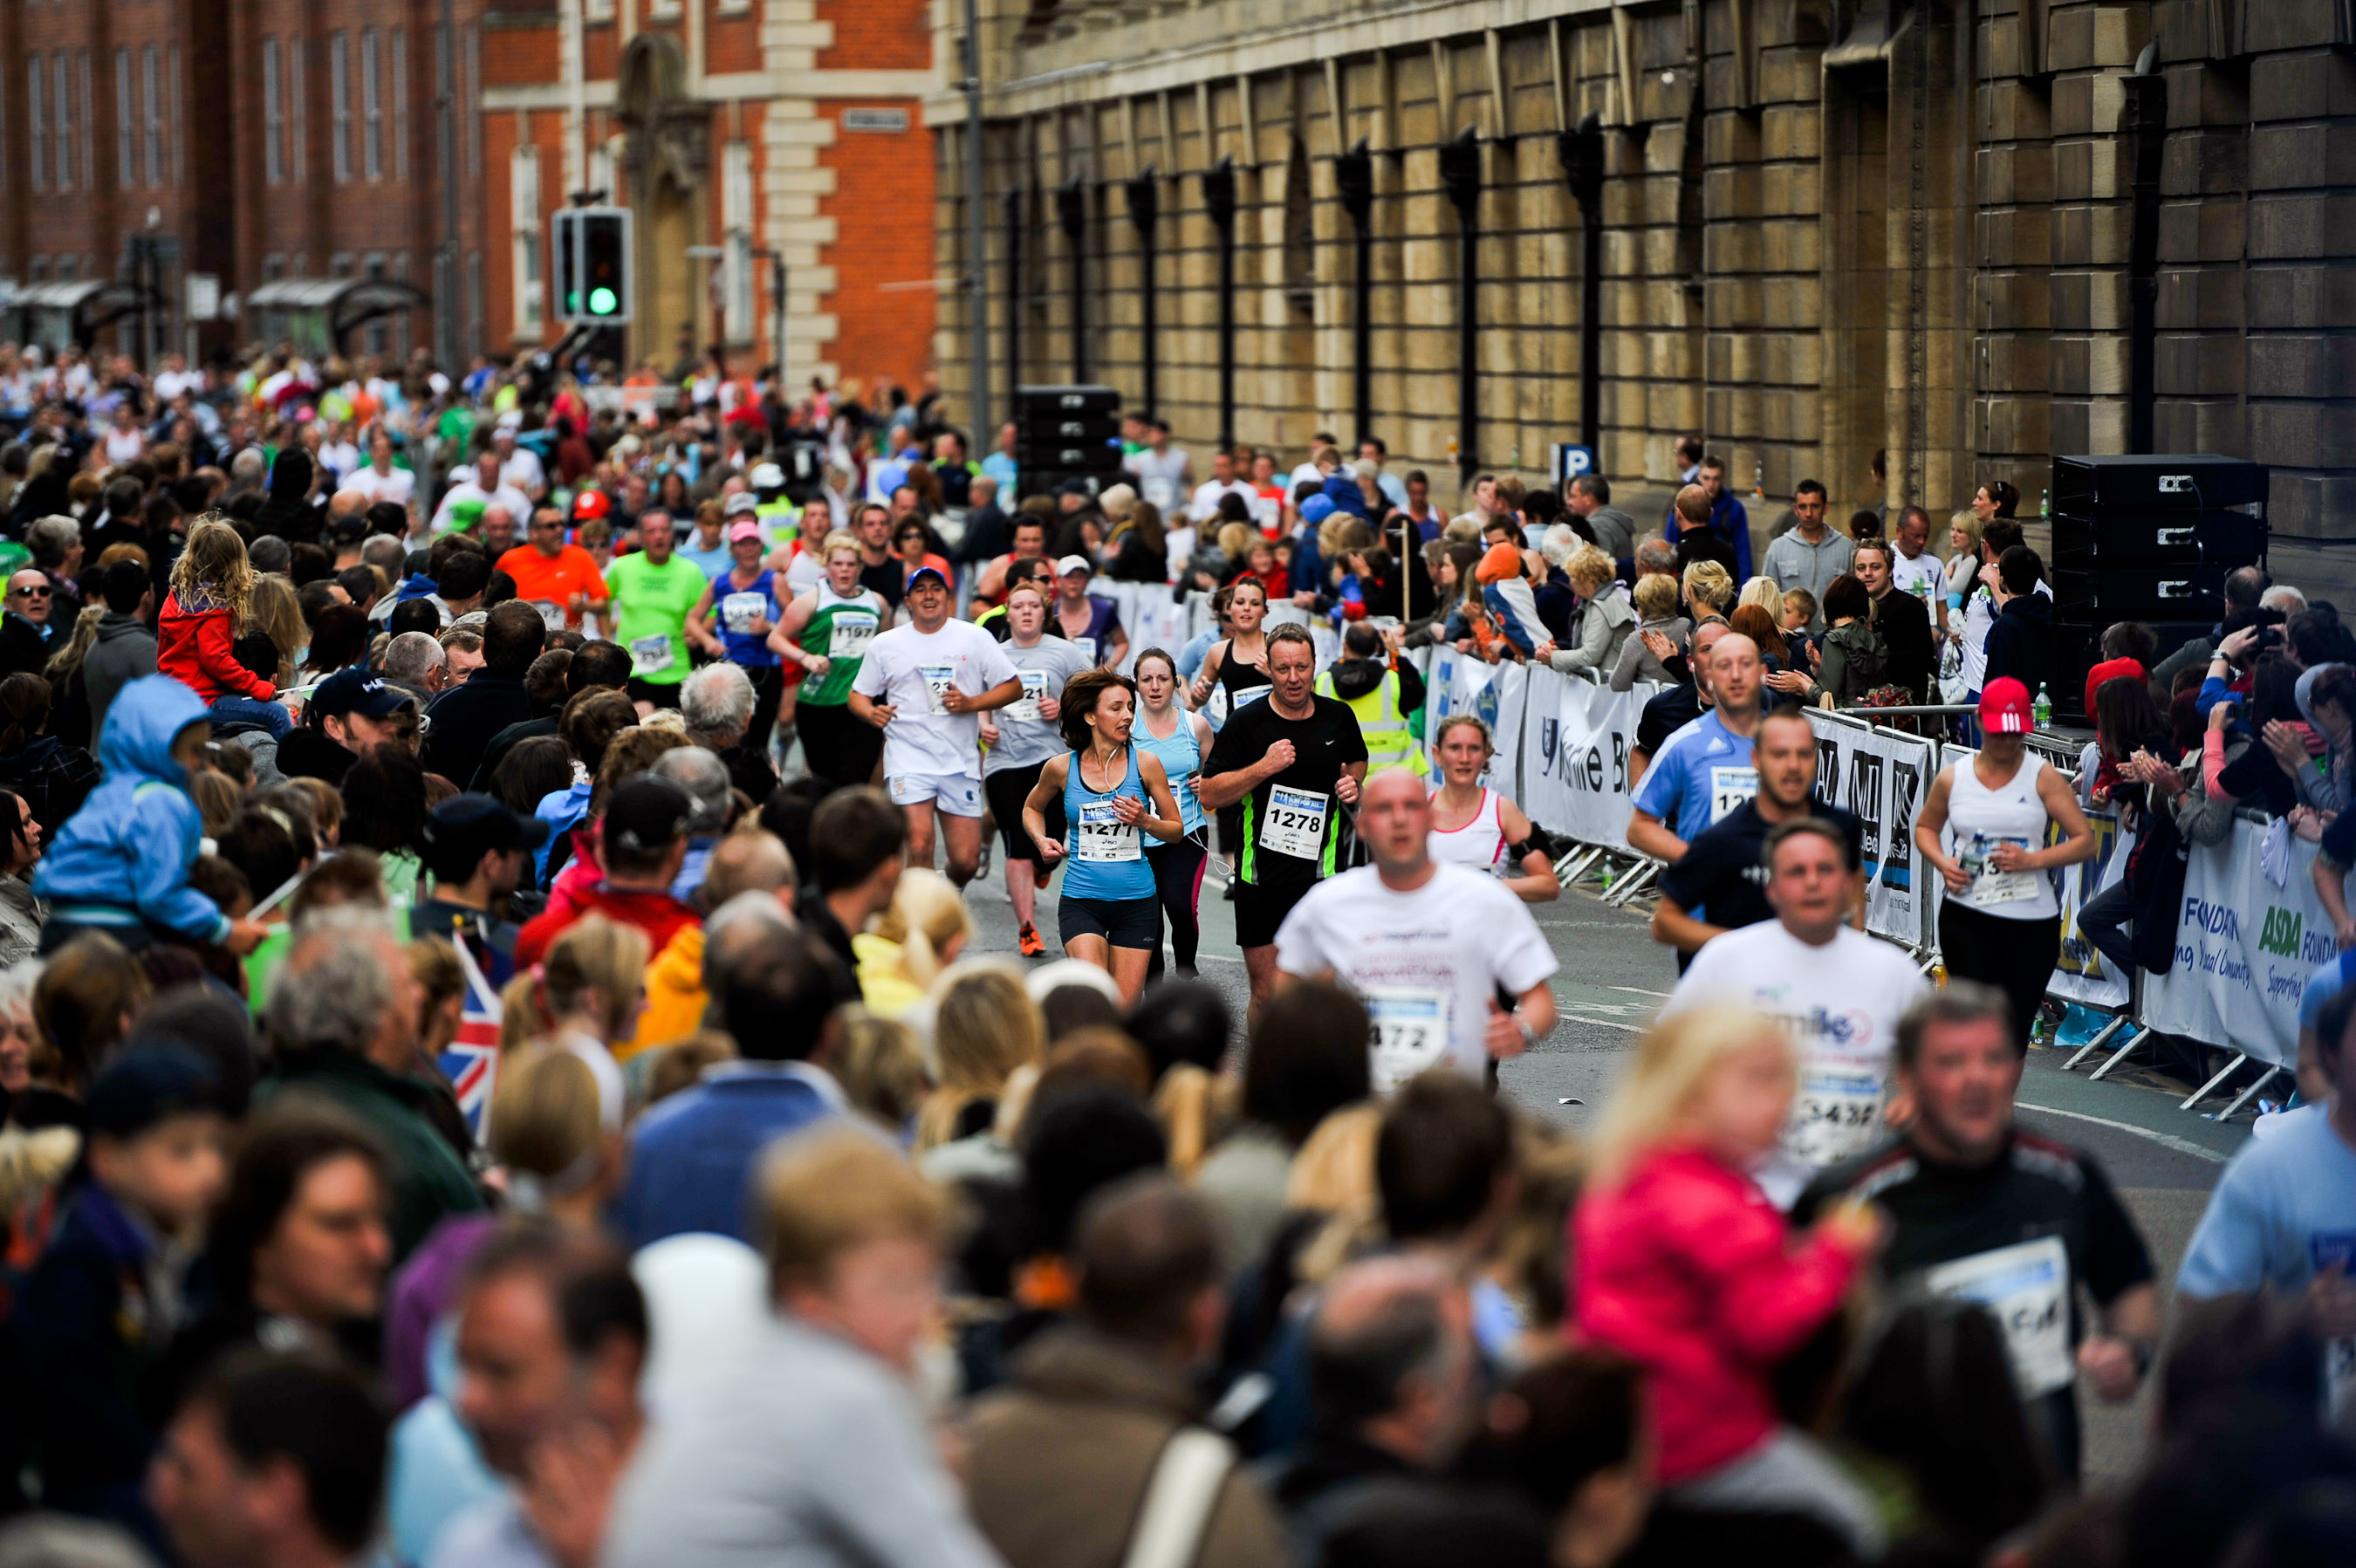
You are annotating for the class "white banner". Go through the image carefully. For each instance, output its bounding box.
[1519,668,1657,852]
[2139,819,2332,1072]
[1805,713,1937,949]
[2049,806,2133,1009]
[1425,645,1524,796]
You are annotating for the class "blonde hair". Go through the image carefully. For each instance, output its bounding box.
[1588,1006,1794,1190]
[1632,572,1680,621]
[504,914,649,1046]
[1284,1103,1384,1285]
[42,604,105,685]
[246,575,306,685]
[757,1125,953,1292]
[1215,521,1256,564]
[818,528,863,563]
[1680,559,1734,616]
[486,1044,604,1186]
[918,959,1044,1149]
[170,517,258,623]
[836,1008,928,1133]
[1564,544,1616,593]
[1737,575,1785,618]
[646,1030,735,1106]
[1153,1063,1231,1180]
[1948,509,1983,559]
[868,868,968,996]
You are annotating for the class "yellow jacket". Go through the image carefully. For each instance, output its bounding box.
[621,924,706,1059]
[853,932,927,1020]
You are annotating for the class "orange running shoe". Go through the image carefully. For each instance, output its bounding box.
[1017,922,1045,957]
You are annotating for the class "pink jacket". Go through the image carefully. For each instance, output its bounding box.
[1572,1146,1866,1482]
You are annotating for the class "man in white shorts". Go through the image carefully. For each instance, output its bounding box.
[1661,816,1930,1208]
[1274,769,1558,1092]
[847,565,1024,887]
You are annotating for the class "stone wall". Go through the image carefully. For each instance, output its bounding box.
[928,0,2356,584]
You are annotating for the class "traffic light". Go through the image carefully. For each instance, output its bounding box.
[549,206,632,325]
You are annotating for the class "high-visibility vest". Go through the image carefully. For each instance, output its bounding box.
[1315,665,1428,777]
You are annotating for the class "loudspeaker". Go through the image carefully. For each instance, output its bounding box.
[1016,384,1120,418]
[1015,385,1125,499]
[2051,453,2269,512]
[2051,563,2233,621]
[2049,510,2266,565]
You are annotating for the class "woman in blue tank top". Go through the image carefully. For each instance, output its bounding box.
[1022,668,1186,1005]
[686,520,788,755]
[1133,648,1215,982]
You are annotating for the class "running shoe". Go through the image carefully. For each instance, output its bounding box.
[1017,922,1045,957]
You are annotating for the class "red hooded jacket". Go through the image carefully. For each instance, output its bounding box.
[155,592,275,703]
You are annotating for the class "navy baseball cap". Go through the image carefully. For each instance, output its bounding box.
[423,791,551,864]
[906,564,949,591]
[312,667,415,722]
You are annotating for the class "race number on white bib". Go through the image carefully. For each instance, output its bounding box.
[1787,1065,1885,1167]
[1366,987,1453,1092]
[721,591,769,634]
[1962,834,2038,903]
[1072,635,1099,663]
[1233,684,1270,709]
[1006,671,1049,726]
[1257,784,1329,860]
[827,613,878,661]
[1925,1236,2074,1398]
[629,633,674,675]
[921,663,958,716]
[532,599,566,633]
[1074,801,1141,863]
[1709,764,1758,824]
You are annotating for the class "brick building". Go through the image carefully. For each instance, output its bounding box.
[932,0,2356,584]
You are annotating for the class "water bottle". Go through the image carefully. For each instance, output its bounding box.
[2032,682,2052,729]
[2038,488,2050,521]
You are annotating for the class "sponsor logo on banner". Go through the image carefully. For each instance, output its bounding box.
[1519,668,1651,852]
[2138,821,2319,1072]
[1805,713,1936,948]
[2050,806,2129,1009]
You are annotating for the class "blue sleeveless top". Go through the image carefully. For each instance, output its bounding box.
[1133,710,1205,834]
[1060,747,1156,900]
[712,568,780,668]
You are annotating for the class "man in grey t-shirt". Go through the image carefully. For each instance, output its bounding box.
[1761,479,1853,633]
[1566,474,1639,562]
[980,581,1098,955]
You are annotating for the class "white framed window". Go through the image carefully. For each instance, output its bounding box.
[723,140,753,333]
[586,0,614,21]
[54,52,72,190]
[142,46,160,186]
[56,254,75,282]
[391,31,408,180]
[331,33,350,182]
[263,38,282,183]
[28,59,45,192]
[362,31,380,180]
[290,39,305,182]
[511,145,542,334]
[114,48,133,188]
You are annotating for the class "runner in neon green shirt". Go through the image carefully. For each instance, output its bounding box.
[606,509,709,708]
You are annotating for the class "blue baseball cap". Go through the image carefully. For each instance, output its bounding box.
[1299,494,1336,524]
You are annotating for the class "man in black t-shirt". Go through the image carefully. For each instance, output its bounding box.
[1200,624,1367,1019]
[1654,704,1862,970]
[1793,982,2159,1481]
[851,501,907,611]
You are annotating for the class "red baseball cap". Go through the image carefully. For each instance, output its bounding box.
[1980,676,2033,735]
[2083,656,2145,718]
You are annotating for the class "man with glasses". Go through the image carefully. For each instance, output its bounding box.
[496,505,610,634]
[0,571,52,677]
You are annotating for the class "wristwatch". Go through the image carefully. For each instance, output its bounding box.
[1516,1017,1541,1049]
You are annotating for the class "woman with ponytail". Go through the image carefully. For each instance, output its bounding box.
[492,914,646,1126]
[853,866,970,1020]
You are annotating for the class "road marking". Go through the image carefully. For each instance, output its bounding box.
[2014,1101,2229,1165]
[1558,1010,1646,1035]
[1609,985,1672,998]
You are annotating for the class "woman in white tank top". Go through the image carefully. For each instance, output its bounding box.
[1914,677,2096,1043]
[1427,714,1561,902]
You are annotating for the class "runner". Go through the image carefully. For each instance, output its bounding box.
[1794,983,2161,1480]
[1661,816,1930,1208]
[497,503,610,635]
[1274,768,1558,1092]
[1653,704,1862,968]
[686,519,787,763]
[1190,579,1273,892]
[1313,622,1427,779]
[1021,669,1187,1006]
[1198,624,1368,1020]
[847,565,1024,886]
[606,508,707,710]
[770,531,890,790]
[1131,647,1215,980]
[976,557,1052,641]
[1914,676,2095,1045]
[1425,715,1561,902]
[1626,630,1764,862]
[1050,555,1128,668]
[979,581,1094,957]
[973,515,1051,616]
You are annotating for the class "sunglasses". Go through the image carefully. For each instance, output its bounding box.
[8,585,50,599]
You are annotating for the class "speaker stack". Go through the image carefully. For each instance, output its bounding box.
[1015,385,1125,503]
[2046,453,2269,723]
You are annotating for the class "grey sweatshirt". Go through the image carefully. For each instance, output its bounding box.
[83,612,158,742]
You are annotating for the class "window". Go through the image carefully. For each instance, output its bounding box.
[330,252,354,278]
[463,24,479,180]
[28,59,45,192]
[142,46,160,186]
[56,254,75,282]
[263,253,284,284]
[365,255,388,353]
[391,31,407,179]
[362,31,380,180]
[586,0,614,20]
[54,53,72,190]
[723,140,753,334]
[263,38,282,183]
[290,39,305,182]
[115,48,133,188]
[79,53,90,191]
[331,33,350,182]
[511,146,542,333]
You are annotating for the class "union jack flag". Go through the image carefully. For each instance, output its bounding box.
[439,932,505,1140]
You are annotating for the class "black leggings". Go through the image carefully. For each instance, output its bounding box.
[1145,832,1209,978]
[796,699,884,790]
[1939,900,2062,1046]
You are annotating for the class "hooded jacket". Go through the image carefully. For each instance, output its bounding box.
[83,612,158,743]
[31,674,229,943]
[1981,590,2056,700]
[157,592,275,703]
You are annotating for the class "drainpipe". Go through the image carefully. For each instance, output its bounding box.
[1056,176,1087,380]
[1002,185,1023,407]
[1437,127,1483,481]
[1335,138,1374,446]
[1202,155,1237,449]
[2121,45,2167,455]
[1559,113,1606,455]
[1126,167,1160,412]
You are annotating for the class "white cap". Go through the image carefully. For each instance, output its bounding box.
[1055,554,1093,578]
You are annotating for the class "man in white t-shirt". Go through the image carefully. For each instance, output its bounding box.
[152,354,204,403]
[1888,504,1947,599]
[1188,448,1255,525]
[431,449,534,535]
[1122,418,1191,515]
[493,425,547,501]
[1661,815,1931,1208]
[847,565,1024,887]
[1275,769,1558,1092]
[347,428,417,508]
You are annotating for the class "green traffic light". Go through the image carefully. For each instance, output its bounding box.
[589,286,619,315]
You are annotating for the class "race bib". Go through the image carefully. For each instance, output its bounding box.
[1072,635,1099,663]
[1786,1063,1885,1167]
[1257,784,1329,860]
[1233,683,1270,709]
[1924,1236,2074,1398]
[827,612,878,661]
[531,599,566,633]
[721,591,769,634]
[2315,1234,2356,1429]
[1962,833,2038,904]
[1142,476,1178,510]
[629,633,674,675]
[1074,800,1141,863]
[1709,764,1758,824]
[1007,670,1048,726]
[1366,986,1453,1092]
[921,663,958,716]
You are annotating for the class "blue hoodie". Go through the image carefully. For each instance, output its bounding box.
[32,675,229,943]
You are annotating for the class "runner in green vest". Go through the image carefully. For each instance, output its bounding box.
[770,529,891,788]
[1314,622,1429,778]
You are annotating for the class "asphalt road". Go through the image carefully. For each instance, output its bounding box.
[955,843,2248,1486]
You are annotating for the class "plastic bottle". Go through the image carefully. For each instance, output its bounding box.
[2032,682,2052,729]
[2038,487,2050,521]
